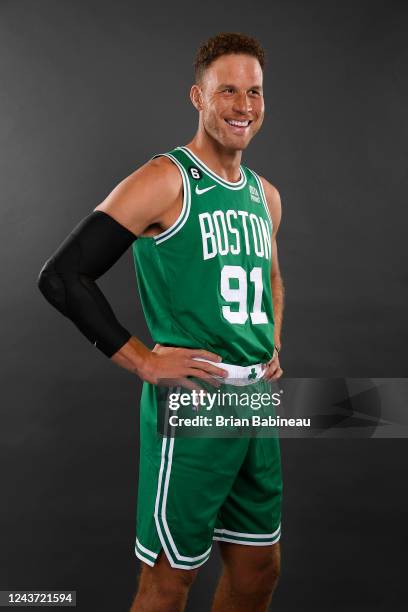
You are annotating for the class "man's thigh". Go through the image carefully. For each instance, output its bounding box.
[131,552,199,612]
[138,550,200,591]
[218,540,281,576]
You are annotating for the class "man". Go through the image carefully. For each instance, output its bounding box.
[38,32,284,612]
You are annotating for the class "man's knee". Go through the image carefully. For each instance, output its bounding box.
[259,552,281,593]
[158,567,197,596]
[236,554,280,597]
[149,576,195,604]
[222,544,281,598]
[135,554,198,608]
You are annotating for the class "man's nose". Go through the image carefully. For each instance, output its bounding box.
[232,92,252,114]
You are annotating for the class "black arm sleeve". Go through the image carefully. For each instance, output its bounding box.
[37,210,137,357]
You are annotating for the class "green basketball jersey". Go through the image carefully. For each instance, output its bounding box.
[132,146,275,366]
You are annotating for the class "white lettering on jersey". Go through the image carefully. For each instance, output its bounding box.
[226,210,240,255]
[198,213,217,260]
[249,213,264,258]
[213,211,229,256]
[199,210,271,261]
[259,217,271,259]
[237,211,251,256]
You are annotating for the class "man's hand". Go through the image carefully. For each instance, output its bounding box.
[148,343,228,387]
[110,337,228,386]
[262,348,283,381]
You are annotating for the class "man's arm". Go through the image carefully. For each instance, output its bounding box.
[38,157,228,384]
[94,156,183,236]
[260,177,284,379]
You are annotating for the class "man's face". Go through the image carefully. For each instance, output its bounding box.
[194,53,265,152]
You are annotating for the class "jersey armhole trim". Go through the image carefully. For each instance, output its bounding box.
[249,169,273,231]
[151,153,191,245]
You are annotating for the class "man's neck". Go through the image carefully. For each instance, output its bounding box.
[186,133,243,183]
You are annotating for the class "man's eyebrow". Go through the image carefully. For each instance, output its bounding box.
[217,83,263,90]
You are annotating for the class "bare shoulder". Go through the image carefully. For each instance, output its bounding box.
[138,155,182,188]
[258,176,282,235]
[95,155,182,236]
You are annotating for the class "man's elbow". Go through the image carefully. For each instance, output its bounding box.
[37,259,69,316]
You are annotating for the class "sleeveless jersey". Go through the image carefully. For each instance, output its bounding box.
[132,146,275,366]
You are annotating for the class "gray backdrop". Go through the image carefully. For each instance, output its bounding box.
[1,0,407,610]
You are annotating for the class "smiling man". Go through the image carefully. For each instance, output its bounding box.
[38,32,284,611]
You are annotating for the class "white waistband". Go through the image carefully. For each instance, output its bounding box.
[192,358,266,386]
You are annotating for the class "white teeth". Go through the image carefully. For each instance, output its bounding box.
[227,119,249,127]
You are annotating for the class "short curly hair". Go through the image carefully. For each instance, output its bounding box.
[194,32,265,83]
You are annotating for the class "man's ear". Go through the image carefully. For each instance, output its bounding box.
[190,84,203,111]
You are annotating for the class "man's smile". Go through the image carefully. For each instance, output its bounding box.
[224,118,253,132]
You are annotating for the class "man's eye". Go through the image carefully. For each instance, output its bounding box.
[224,88,234,93]
[250,90,260,95]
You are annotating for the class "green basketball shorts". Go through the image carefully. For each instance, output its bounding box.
[135,365,283,570]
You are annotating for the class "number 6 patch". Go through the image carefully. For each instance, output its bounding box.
[188,166,202,180]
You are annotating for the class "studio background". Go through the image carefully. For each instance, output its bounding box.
[1,1,407,610]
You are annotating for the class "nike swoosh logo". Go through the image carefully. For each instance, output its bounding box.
[195,184,217,195]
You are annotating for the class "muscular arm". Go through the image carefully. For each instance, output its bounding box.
[260,177,284,350]
[38,157,227,384]
[94,156,183,236]
[38,157,181,352]
[37,211,136,357]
